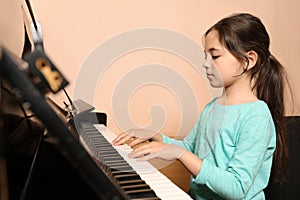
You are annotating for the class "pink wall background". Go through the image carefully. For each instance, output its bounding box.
[1,0,300,137]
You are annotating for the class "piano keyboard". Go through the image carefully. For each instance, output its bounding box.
[78,122,193,200]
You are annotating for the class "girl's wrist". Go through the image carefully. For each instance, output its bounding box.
[151,133,163,142]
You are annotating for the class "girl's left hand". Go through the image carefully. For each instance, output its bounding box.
[128,141,186,161]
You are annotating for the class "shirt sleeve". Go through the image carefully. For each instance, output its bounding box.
[192,115,276,200]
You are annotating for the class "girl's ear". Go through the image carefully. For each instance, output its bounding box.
[246,50,258,69]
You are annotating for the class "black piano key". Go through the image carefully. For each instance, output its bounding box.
[101,160,134,174]
[114,173,142,182]
[122,183,149,190]
[113,172,159,198]
[106,159,133,170]
[120,181,160,199]
[124,186,153,193]
[97,151,120,157]
[107,163,131,170]
[102,158,127,165]
[119,179,146,186]
[110,165,134,172]
[102,155,124,163]
[111,170,136,176]
[126,188,159,199]
[106,160,128,167]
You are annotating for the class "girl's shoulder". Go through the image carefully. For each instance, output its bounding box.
[203,98,271,117]
[226,100,272,119]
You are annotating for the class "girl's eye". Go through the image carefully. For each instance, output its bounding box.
[212,55,220,59]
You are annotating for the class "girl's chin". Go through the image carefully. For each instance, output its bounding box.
[208,81,223,88]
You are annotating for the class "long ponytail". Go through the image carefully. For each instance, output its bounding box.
[255,54,290,183]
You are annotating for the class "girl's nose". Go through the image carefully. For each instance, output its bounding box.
[203,58,210,69]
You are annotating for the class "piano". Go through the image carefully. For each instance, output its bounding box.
[3,97,193,200]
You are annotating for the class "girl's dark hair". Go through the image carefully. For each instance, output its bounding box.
[205,13,293,183]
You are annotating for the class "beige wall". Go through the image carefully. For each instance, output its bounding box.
[1,0,300,137]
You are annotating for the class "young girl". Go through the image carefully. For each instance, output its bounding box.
[113,13,291,200]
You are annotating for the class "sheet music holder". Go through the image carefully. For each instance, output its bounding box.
[72,99,95,115]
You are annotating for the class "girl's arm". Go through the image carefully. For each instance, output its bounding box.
[179,150,203,177]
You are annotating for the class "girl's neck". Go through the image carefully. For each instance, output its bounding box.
[219,82,258,106]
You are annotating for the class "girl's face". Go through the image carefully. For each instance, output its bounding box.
[203,30,244,88]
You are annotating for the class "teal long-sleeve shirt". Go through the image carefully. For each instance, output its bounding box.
[162,98,276,200]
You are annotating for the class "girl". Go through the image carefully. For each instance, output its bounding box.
[113,13,291,200]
